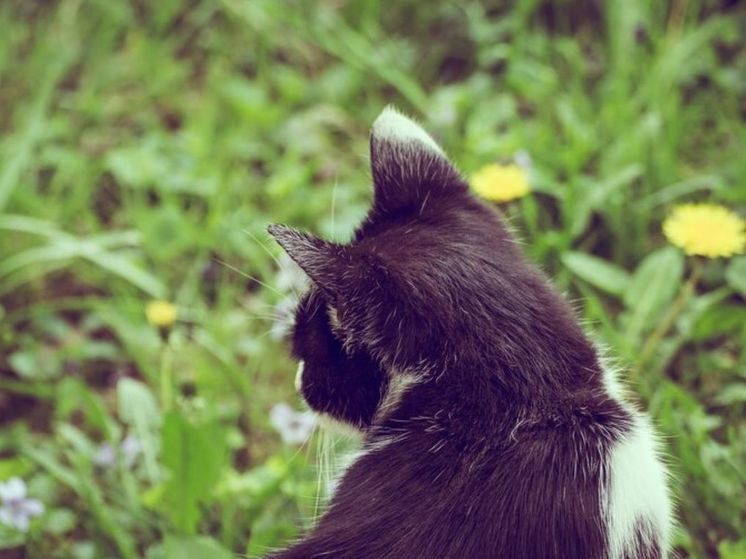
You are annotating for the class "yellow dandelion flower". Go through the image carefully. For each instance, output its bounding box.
[145,300,177,328]
[470,163,530,203]
[663,203,745,258]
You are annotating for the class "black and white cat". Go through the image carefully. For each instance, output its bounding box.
[268,107,672,558]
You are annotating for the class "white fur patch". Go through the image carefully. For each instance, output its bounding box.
[372,106,444,156]
[315,412,364,440]
[327,305,341,331]
[602,362,629,402]
[294,360,304,393]
[324,447,363,498]
[603,368,672,558]
[374,371,421,423]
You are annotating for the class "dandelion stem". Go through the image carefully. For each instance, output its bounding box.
[634,257,703,375]
[160,333,174,412]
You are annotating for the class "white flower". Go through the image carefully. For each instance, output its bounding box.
[93,434,142,468]
[269,403,316,445]
[120,435,142,466]
[0,478,44,532]
[270,296,298,341]
[269,254,306,341]
[274,253,308,294]
[93,442,116,467]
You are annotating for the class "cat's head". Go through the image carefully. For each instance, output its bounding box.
[269,107,528,375]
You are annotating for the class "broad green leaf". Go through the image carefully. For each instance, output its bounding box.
[8,347,59,380]
[161,412,226,534]
[0,244,78,278]
[690,303,746,341]
[0,214,67,238]
[716,384,746,406]
[22,444,79,488]
[77,241,166,298]
[623,247,684,341]
[718,539,746,559]
[0,224,163,297]
[0,457,30,480]
[56,377,117,439]
[725,256,746,295]
[676,288,731,340]
[117,379,161,481]
[0,528,24,550]
[57,424,98,459]
[561,251,630,296]
[44,508,77,536]
[164,536,233,559]
[569,165,642,238]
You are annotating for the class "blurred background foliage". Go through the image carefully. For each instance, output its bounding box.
[0,0,745,557]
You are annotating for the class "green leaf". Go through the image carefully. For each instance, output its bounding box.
[561,251,630,296]
[0,244,78,278]
[164,536,233,559]
[69,542,97,559]
[725,256,746,295]
[623,247,684,341]
[0,223,164,297]
[0,214,67,239]
[8,349,53,380]
[716,384,746,406]
[44,508,77,536]
[690,303,746,341]
[161,412,226,534]
[719,537,746,559]
[22,444,79,488]
[0,46,75,212]
[56,378,117,438]
[569,165,642,238]
[77,240,166,298]
[0,526,24,550]
[117,379,161,481]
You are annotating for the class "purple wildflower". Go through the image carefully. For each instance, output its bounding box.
[121,434,142,466]
[0,478,44,532]
[93,442,116,467]
[270,403,316,445]
[93,434,142,468]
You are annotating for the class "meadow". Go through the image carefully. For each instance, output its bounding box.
[0,1,744,557]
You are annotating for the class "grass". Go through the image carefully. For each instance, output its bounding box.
[0,1,744,557]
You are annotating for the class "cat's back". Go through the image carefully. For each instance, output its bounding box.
[288,389,668,559]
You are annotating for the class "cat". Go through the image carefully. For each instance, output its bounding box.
[267,106,672,558]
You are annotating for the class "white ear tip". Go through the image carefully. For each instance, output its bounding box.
[372,106,444,155]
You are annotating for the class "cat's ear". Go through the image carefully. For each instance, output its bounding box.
[369,106,467,215]
[267,224,346,293]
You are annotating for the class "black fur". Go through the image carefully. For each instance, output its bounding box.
[267,113,663,558]
[291,289,388,428]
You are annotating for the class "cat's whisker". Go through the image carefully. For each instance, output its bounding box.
[246,300,297,312]
[285,430,315,467]
[245,315,293,324]
[244,314,295,327]
[240,304,293,319]
[248,294,301,309]
[213,258,286,297]
[253,327,286,342]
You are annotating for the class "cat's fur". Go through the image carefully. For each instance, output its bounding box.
[268,107,672,558]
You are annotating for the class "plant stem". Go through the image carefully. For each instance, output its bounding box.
[160,331,174,412]
[635,257,702,374]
